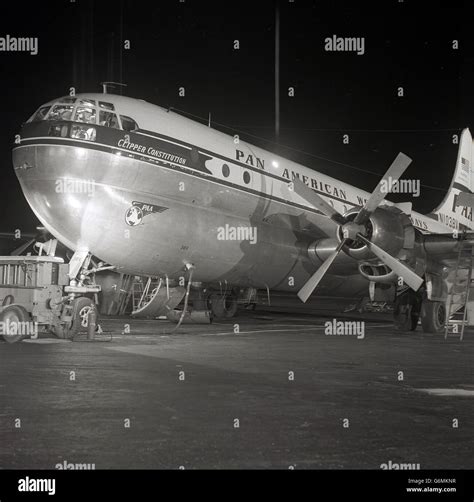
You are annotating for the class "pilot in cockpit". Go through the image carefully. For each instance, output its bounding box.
[99,110,119,128]
[75,106,96,124]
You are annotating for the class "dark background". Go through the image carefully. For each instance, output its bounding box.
[0,0,472,233]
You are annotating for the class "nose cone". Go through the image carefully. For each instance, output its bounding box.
[13,143,120,252]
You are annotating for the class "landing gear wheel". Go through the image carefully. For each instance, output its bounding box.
[420,300,446,334]
[0,305,29,343]
[394,290,421,331]
[68,297,98,339]
[208,294,238,319]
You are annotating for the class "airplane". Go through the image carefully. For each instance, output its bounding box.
[10,92,474,334]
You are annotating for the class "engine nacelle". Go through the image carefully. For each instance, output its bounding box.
[306,205,425,285]
[358,263,398,283]
[339,205,415,262]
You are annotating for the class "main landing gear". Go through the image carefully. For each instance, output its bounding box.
[420,300,446,334]
[208,293,238,319]
[394,289,446,334]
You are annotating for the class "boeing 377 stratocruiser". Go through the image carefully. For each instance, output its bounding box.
[11,92,474,335]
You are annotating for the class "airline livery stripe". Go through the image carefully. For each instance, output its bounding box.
[135,128,286,181]
[14,139,351,219]
[15,137,359,210]
[15,135,435,232]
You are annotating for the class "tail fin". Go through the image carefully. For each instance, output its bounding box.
[432,128,474,231]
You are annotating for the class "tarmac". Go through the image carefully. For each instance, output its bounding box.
[1,310,473,469]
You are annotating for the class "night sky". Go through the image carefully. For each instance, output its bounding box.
[0,0,472,234]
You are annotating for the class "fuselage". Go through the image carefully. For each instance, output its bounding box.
[12,93,453,298]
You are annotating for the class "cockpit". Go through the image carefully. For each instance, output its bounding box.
[28,96,139,132]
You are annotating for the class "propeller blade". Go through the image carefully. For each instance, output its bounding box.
[298,238,347,302]
[291,177,346,226]
[354,152,412,225]
[393,202,413,215]
[356,233,423,291]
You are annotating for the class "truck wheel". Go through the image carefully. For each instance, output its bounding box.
[69,297,99,339]
[0,305,29,343]
[2,295,14,307]
[208,294,238,319]
[421,301,446,334]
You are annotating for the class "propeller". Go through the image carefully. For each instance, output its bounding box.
[297,238,347,302]
[291,178,346,226]
[353,152,412,225]
[292,152,423,302]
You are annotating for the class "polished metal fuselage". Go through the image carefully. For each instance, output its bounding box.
[12,94,450,299]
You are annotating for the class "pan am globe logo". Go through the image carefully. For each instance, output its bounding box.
[125,205,143,226]
[125,201,168,226]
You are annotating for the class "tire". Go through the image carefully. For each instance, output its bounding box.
[68,297,98,339]
[421,301,446,334]
[0,304,29,343]
[208,294,238,319]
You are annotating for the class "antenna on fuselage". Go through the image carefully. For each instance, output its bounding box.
[100,81,128,94]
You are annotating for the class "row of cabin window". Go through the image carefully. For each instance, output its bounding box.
[222,163,251,184]
[31,101,138,132]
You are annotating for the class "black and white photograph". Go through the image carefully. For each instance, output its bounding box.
[1,0,474,498]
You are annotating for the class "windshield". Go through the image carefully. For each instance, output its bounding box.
[28,97,139,131]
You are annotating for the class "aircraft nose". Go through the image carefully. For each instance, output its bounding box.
[12,142,119,252]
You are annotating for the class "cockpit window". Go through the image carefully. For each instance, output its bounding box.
[31,105,51,122]
[99,101,115,111]
[99,110,119,129]
[48,104,74,121]
[59,97,77,104]
[27,99,139,131]
[79,98,96,106]
[74,105,97,124]
[120,115,138,132]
